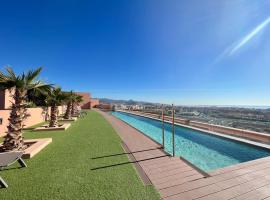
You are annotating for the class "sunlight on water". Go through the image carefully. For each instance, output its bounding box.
[112,111,270,172]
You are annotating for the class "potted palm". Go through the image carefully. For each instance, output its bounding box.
[0,67,51,152]
[33,87,72,131]
[63,91,73,119]
[63,91,78,120]
[71,94,83,117]
[46,87,66,127]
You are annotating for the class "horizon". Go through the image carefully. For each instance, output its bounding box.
[0,0,270,106]
[98,97,270,109]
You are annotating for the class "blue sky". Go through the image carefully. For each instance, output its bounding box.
[0,0,269,106]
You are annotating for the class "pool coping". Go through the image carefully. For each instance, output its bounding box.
[117,110,270,150]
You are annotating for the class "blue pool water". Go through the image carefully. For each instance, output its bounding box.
[112,111,270,172]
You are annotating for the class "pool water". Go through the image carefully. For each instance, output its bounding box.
[112,111,270,172]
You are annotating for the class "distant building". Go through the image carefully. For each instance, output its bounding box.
[130,104,144,110]
[115,104,128,110]
[97,103,112,111]
[74,92,99,109]
[90,98,100,108]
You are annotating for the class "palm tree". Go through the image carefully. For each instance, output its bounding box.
[63,91,75,119]
[46,87,66,127]
[0,67,51,151]
[71,94,83,116]
[27,87,49,120]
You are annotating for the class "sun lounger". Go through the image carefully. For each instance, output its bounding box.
[0,151,27,188]
[79,110,87,118]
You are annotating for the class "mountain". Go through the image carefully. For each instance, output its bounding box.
[98,98,270,110]
[98,98,160,106]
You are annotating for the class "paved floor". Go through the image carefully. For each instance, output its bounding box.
[98,110,270,200]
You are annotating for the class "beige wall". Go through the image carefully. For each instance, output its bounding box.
[0,110,10,136]
[24,108,46,127]
[0,106,66,137]
[4,90,13,109]
[1,90,94,110]
[0,108,46,137]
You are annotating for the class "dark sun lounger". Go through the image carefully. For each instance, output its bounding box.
[0,151,27,188]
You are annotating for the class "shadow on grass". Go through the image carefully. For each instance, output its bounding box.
[23,127,35,131]
[91,155,169,170]
[0,166,23,172]
[91,147,163,160]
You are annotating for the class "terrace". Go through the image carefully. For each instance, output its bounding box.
[1,1,269,199]
[104,110,270,199]
[0,111,160,199]
[0,69,270,199]
[1,106,270,199]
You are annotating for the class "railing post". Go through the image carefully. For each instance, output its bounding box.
[172,104,175,157]
[162,104,165,148]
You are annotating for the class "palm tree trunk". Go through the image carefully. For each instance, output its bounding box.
[0,89,27,151]
[64,102,72,119]
[74,103,78,115]
[49,104,58,127]
[71,101,75,116]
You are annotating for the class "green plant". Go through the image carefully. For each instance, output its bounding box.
[46,87,66,127]
[0,67,51,151]
[71,94,83,116]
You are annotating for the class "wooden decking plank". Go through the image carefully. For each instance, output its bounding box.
[156,174,204,190]
[197,175,270,200]
[142,158,181,169]
[164,184,221,200]
[232,183,270,200]
[151,169,199,183]
[121,142,152,185]
[145,162,190,174]
[161,162,270,198]
[148,166,194,178]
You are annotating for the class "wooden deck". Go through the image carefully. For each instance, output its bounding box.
[98,110,270,200]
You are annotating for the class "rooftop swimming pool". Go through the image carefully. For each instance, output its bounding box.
[112,111,270,172]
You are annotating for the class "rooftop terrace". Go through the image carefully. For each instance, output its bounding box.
[0,111,159,200]
[1,110,270,200]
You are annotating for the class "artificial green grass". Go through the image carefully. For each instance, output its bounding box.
[0,111,160,200]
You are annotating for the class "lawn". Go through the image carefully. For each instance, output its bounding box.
[0,111,160,200]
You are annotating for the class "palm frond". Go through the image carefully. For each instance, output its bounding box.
[25,67,42,84]
[5,67,17,80]
[0,68,17,90]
